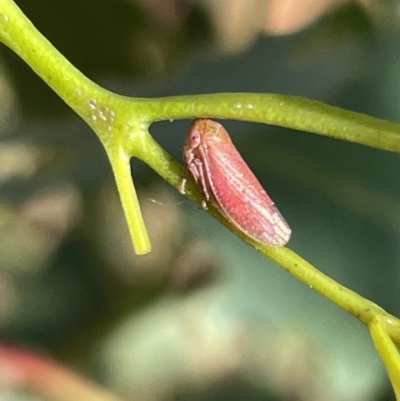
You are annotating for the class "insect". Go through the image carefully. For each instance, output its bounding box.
[179,119,291,246]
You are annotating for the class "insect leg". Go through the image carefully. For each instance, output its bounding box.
[190,158,209,209]
[179,149,196,195]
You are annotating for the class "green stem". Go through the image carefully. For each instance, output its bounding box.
[370,318,400,400]
[107,144,151,255]
[127,94,400,153]
[263,246,385,325]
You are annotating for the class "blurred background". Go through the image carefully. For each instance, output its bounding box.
[0,0,400,400]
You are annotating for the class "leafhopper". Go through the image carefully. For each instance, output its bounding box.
[179,119,291,246]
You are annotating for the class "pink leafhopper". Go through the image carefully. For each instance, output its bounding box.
[179,119,291,246]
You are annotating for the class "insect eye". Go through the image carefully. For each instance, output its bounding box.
[191,131,201,145]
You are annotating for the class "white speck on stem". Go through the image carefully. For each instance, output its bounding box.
[245,104,254,109]
[91,115,97,121]
[233,103,242,109]
[2,14,9,22]
[88,99,97,109]
[98,111,107,121]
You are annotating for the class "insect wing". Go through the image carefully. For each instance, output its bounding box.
[203,138,291,246]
